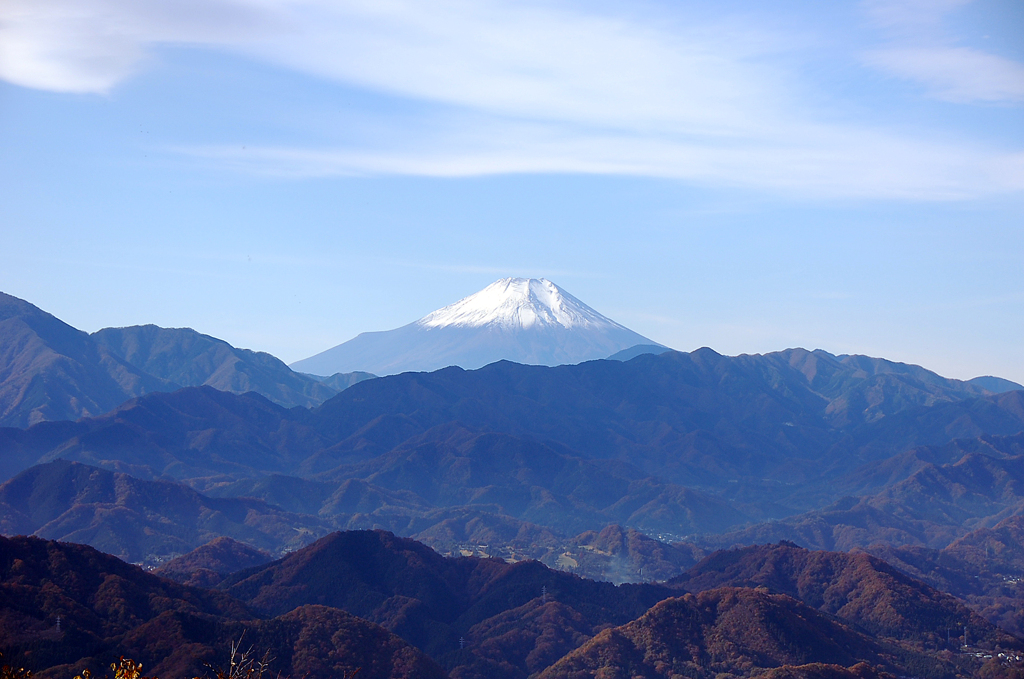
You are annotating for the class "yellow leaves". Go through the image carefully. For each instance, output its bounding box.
[73,657,153,679]
[112,658,147,679]
[0,652,33,679]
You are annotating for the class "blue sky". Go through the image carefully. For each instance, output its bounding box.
[1,0,1022,383]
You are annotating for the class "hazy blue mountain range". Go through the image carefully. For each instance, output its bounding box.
[0,292,173,428]
[91,324,340,408]
[3,348,1021,495]
[0,455,705,584]
[968,375,1024,394]
[2,351,1019,493]
[0,291,373,427]
[302,350,1024,495]
[291,278,662,376]
[1,349,1022,566]
[702,432,1024,553]
[308,369,377,391]
[0,459,331,563]
[607,343,672,361]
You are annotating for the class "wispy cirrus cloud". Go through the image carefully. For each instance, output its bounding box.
[1,0,785,135]
[174,119,1024,200]
[2,0,1022,199]
[860,0,1024,104]
[865,46,1024,104]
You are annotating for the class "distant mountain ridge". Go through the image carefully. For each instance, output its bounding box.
[0,459,330,563]
[607,343,671,361]
[0,291,373,427]
[3,349,1023,562]
[4,349,1021,493]
[3,288,1017,431]
[0,292,173,428]
[291,278,661,376]
[92,325,339,408]
[6,287,1024,678]
[703,431,1024,553]
[4,288,1024,621]
[968,375,1024,393]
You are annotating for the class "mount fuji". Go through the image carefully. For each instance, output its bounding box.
[291,278,663,376]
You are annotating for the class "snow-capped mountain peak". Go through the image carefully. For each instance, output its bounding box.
[416,278,625,331]
[291,277,662,376]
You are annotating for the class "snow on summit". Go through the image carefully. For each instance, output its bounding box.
[417,278,627,330]
[291,278,662,376]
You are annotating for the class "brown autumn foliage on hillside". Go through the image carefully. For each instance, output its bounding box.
[859,514,1024,638]
[447,598,594,679]
[219,530,674,660]
[153,538,272,589]
[537,588,910,679]
[0,535,444,679]
[672,541,1020,651]
[5,531,1024,679]
[757,662,896,679]
[946,515,1024,574]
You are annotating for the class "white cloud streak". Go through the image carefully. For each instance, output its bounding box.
[866,46,1024,103]
[176,127,1024,200]
[860,0,1024,104]
[2,0,1022,199]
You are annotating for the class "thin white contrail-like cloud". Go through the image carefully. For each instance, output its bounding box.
[2,0,1021,199]
[174,121,1024,200]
